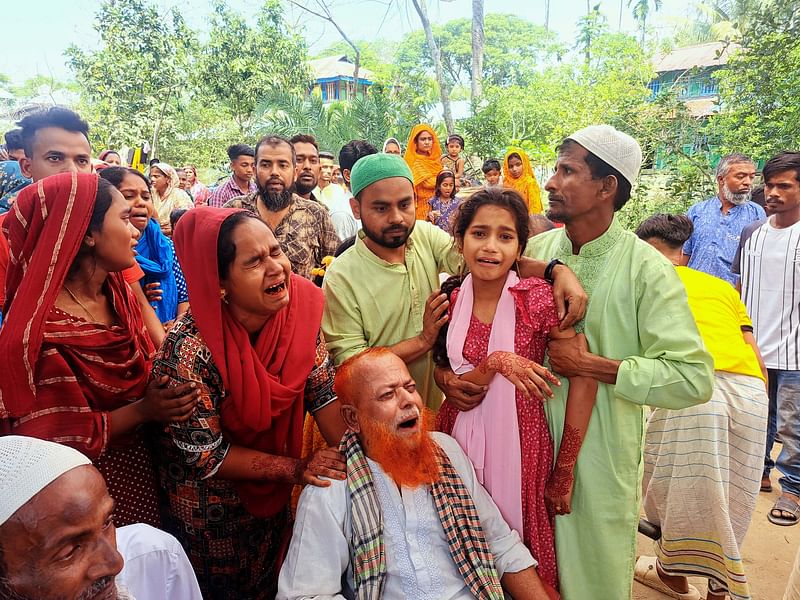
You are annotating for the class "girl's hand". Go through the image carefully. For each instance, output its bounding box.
[545,464,575,515]
[419,290,449,348]
[427,210,440,223]
[144,282,164,302]
[485,351,559,400]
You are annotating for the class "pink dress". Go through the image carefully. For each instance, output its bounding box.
[436,277,560,589]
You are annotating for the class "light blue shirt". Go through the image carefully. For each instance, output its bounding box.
[684,196,766,286]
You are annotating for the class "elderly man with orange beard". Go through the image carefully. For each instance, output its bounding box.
[277,347,558,600]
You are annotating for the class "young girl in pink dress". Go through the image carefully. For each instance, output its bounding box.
[434,188,597,592]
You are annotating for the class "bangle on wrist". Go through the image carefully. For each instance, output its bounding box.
[544,259,564,284]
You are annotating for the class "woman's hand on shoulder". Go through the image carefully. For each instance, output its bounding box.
[297,447,346,487]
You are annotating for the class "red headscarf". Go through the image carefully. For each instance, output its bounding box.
[0,173,153,457]
[173,207,324,516]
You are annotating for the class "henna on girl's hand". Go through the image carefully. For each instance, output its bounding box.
[547,465,574,497]
[555,424,582,468]
[250,454,300,483]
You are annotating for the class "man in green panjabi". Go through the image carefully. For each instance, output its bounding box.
[322,153,588,410]
[528,125,714,599]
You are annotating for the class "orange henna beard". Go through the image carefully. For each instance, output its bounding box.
[359,409,441,488]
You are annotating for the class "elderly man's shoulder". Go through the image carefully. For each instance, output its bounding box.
[222,193,258,210]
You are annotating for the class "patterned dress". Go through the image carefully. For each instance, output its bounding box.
[152,312,336,600]
[436,277,560,589]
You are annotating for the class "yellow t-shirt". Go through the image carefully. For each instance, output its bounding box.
[677,266,764,381]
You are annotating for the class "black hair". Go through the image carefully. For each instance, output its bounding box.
[16,107,89,158]
[751,184,765,209]
[99,166,151,191]
[289,134,319,151]
[763,151,800,184]
[254,135,295,166]
[507,152,522,164]
[217,211,263,281]
[3,129,23,152]
[635,213,694,250]
[557,139,633,211]
[432,188,531,368]
[67,177,116,279]
[446,134,465,150]
[227,143,255,162]
[170,208,189,232]
[149,158,160,167]
[339,140,379,190]
[319,151,335,161]
[434,170,456,198]
[482,159,501,174]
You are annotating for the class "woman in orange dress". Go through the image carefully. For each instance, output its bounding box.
[503,147,542,214]
[404,123,443,220]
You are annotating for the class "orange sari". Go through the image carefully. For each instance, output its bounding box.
[503,148,542,214]
[404,124,443,220]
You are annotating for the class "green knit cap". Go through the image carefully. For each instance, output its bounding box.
[350,153,413,198]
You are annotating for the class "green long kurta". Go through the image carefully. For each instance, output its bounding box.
[525,218,714,600]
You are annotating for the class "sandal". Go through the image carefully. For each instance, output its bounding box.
[761,476,772,492]
[768,495,800,526]
[634,556,701,599]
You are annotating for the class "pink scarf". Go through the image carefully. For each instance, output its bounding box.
[447,271,524,535]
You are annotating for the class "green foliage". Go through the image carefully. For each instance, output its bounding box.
[395,14,562,91]
[194,0,311,134]
[252,87,397,157]
[65,0,195,151]
[712,0,800,161]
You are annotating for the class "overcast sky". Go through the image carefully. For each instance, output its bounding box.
[3,0,698,85]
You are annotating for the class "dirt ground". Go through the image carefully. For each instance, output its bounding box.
[634,469,800,599]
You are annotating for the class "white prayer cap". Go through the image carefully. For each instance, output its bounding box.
[0,436,91,526]
[568,124,643,187]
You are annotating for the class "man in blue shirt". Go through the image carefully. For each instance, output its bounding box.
[683,153,764,286]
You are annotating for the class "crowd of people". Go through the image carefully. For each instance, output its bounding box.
[0,105,798,600]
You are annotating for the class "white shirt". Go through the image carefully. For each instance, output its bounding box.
[740,217,800,369]
[116,524,203,600]
[314,184,360,241]
[277,432,535,600]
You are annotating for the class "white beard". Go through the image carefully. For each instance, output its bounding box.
[723,183,751,206]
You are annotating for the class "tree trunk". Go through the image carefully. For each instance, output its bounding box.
[619,0,624,31]
[471,0,484,101]
[545,0,551,30]
[150,87,172,159]
[411,0,455,133]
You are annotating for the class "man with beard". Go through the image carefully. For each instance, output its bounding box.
[290,134,321,202]
[225,134,339,279]
[682,153,763,286]
[0,436,202,600]
[322,152,587,410]
[277,347,557,600]
[505,124,711,600]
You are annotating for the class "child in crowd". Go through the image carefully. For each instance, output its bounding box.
[426,170,460,233]
[442,134,466,187]
[482,158,502,188]
[503,148,542,213]
[434,187,598,592]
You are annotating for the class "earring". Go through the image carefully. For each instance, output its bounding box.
[514,259,521,274]
[220,289,229,304]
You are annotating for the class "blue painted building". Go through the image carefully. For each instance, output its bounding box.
[309,55,375,103]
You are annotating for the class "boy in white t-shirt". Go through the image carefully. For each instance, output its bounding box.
[739,151,800,526]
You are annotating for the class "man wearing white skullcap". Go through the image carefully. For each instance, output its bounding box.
[519,125,714,599]
[0,436,202,600]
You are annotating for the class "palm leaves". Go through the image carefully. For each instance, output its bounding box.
[251,87,396,154]
[627,0,663,44]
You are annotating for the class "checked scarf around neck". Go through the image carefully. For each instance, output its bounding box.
[340,429,504,600]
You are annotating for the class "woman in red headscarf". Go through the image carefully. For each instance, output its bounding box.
[404,123,443,220]
[153,207,346,599]
[0,172,199,527]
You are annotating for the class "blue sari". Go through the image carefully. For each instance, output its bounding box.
[0,161,31,214]
[136,219,179,323]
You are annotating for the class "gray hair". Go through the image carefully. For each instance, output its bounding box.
[716,153,755,179]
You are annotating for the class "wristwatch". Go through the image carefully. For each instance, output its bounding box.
[544,259,565,284]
